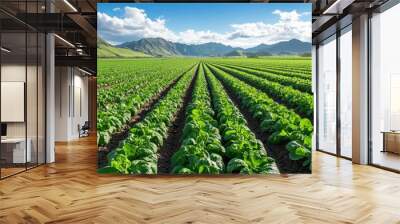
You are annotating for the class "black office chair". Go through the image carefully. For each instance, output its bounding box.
[79,121,90,138]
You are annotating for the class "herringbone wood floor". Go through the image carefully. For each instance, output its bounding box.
[0,136,399,224]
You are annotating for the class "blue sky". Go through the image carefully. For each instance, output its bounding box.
[98,3,311,48]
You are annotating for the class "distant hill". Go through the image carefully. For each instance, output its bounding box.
[118,38,240,57]
[116,37,311,57]
[224,49,247,57]
[118,38,180,57]
[118,38,236,57]
[97,38,151,58]
[175,42,240,57]
[246,39,311,55]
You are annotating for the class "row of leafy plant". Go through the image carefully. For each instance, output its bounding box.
[97,59,197,87]
[98,66,197,174]
[208,59,311,79]
[98,75,150,110]
[243,64,311,77]
[221,63,311,79]
[97,61,183,106]
[205,63,312,170]
[203,65,275,174]
[208,64,313,120]
[212,63,312,93]
[222,59,312,75]
[170,64,226,174]
[97,62,196,147]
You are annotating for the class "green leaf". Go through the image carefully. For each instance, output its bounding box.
[286,140,311,161]
[268,129,289,145]
[150,131,164,146]
[178,167,193,174]
[97,166,119,174]
[227,158,248,173]
[98,132,111,146]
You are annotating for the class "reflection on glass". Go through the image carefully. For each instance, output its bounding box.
[340,27,352,158]
[27,32,38,169]
[1,31,27,177]
[371,3,400,171]
[0,0,47,179]
[318,35,337,154]
[38,33,46,165]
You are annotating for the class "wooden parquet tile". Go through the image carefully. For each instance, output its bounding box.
[0,136,399,224]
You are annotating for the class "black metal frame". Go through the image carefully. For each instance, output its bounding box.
[0,0,47,180]
[315,44,319,151]
[367,11,373,166]
[336,23,341,157]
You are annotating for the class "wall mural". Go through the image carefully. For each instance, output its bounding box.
[97,3,313,175]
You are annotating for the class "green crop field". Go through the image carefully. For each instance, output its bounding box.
[97,57,313,175]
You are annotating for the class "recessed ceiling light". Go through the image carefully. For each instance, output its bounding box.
[63,0,78,12]
[1,47,11,53]
[78,67,92,76]
[54,34,75,48]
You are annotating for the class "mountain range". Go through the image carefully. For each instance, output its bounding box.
[99,37,311,57]
[97,38,151,58]
[117,38,311,57]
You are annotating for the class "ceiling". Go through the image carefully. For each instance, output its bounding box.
[311,0,390,43]
[0,0,97,74]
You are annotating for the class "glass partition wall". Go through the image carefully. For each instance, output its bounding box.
[339,26,352,159]
[370,3,400,171]
[315,0,400,172]
[316,25,353,159]
[0,3,46,179]
[317,35,337,155]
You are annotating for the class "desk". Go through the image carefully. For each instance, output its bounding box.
[1,138,31,163]
[382,131,400,154]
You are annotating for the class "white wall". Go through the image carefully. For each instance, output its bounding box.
[72,72,89,138]
[55,66,89,141]
[55,66,70,141]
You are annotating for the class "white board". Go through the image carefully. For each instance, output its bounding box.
[1,82,25,122]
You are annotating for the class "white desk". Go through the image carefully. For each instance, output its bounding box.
[1,138,31,163]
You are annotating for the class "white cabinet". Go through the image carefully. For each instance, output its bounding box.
[1,138,32,163]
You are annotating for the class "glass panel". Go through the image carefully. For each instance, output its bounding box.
[318,35,337,154]
[27,31,38,169]
[38,32,45,165]
[0,0,46,178]
[1,31,27,177]
[26,0,39,169]
[340,27,352,158]
[371,4,400,171]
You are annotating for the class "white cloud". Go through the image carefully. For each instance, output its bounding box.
[273,10,301,22]
[98,7,311,48]
[112,7,120,12]
[98,7,177,44]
